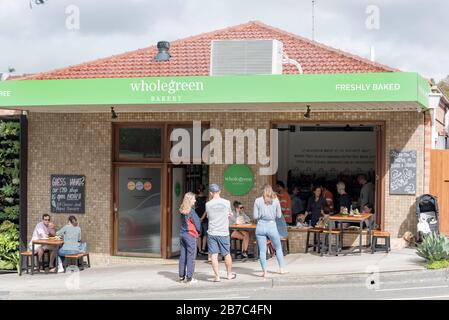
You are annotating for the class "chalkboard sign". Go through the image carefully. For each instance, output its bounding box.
[390,150,417,195]
[51,175,85,213]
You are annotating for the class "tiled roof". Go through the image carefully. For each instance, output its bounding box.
[18,21,397,80]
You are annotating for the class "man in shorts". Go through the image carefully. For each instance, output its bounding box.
[29,214,58,272]
[206,184,236,282]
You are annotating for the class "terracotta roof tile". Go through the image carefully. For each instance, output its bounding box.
[18,21,397,81]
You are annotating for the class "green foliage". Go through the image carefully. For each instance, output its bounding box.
[0,205,19,221]
[0,121,20,137]
[425,260,449,269]
[416,233,449,262]
[0,220,20,271]
[0,119,20,223]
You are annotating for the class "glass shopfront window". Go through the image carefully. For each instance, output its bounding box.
[118,127,162,159]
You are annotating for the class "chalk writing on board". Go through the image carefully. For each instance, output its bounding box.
[390,150,417,195]
[51,175,85,213]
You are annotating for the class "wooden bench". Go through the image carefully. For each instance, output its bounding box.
[63,252,91,271]
[371,231,391,253]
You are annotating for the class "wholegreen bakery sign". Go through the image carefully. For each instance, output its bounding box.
[0,72,430,108]
[224,164,254,196]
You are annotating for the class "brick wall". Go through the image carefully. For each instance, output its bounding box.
[27,110,425,255]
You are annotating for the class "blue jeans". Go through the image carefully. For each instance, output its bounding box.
[57,243,87,268]
[256,220,285,271]
[179,233,197,279]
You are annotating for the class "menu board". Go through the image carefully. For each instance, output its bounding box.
[51,175,85,213]
[390,150,417,195]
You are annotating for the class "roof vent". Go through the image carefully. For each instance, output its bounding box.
[210,40,283,76]
[154,41,171,61]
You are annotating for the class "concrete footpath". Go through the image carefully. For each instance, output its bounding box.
[0,248,435,298]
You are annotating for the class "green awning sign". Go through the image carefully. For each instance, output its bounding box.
[0,72,430,108]
[224,164,254,196]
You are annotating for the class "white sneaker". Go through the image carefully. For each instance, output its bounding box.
[58,266,65,273]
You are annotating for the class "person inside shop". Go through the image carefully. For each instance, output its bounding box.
[179,192,201,284]
[335,181,352,214]
[29,214,58,272]
[304,186,326,227]
[320,182,334,214]
[290,185,304,226]
[229,201,251,261]
[357,174,374,211]
[275,181,292,225]
[195,184,208,255]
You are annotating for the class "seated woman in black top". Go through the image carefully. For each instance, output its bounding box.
[304,186,325,227]
[335,181,352,213]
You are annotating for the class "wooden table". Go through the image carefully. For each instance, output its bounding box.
[31,239,64,275]
[229,223,256,231]
[328,214,373,255]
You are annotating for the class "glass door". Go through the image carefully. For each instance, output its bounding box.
[115,166,162,256]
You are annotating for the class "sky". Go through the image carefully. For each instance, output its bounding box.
[0,0,448,81]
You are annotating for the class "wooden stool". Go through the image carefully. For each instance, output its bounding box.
[19,250,49,275]
[253,240,273,260]
[19,251,37,275]
[320,229,342,256]
[371,231,391,253]
[280,237,289,255]
[63,252,91,271]
[305,228,324,253]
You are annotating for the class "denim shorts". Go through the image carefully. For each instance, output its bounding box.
[207,235,230,256]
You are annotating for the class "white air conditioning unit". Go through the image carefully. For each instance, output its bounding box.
[210,40,283,76]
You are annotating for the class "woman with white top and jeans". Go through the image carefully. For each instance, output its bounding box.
[253,185,288,278]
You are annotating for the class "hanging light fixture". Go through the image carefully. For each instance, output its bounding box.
[111,107,118,119]
[303,105,311,118]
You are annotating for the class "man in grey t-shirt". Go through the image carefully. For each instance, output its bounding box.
[206,184,236,282]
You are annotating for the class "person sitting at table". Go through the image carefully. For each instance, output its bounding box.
[304,186,326,227]
[29,214,58,272]
[362,203,375,229]
[56,216,86,271]
[229,201,251,260]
